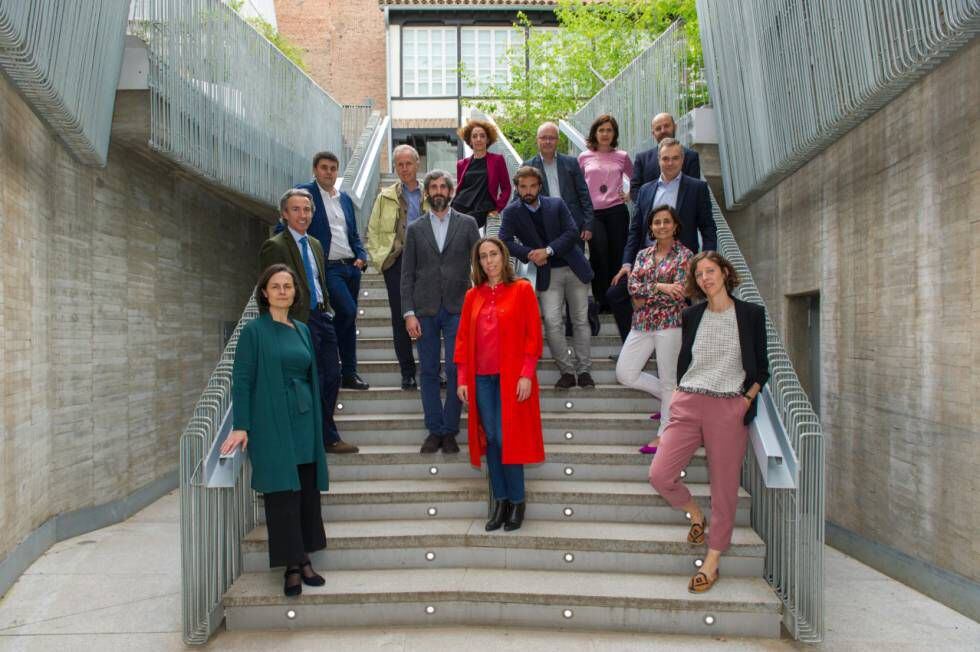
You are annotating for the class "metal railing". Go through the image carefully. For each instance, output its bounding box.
[0,0,129,165]
[697,0,980,208]
[342,102,374,164]
[128,0,345,208]
[339,112,391,234]
[178,296,259,645]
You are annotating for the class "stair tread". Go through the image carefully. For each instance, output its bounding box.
[224,567,780,612]
[338,384,647,395]
[334,444,702,457]
[336,411,656,422]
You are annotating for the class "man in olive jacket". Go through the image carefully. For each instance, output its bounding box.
[258,188,357,454]
[366,144,429,390]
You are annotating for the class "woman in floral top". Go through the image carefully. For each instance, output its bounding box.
[615,204,693,453]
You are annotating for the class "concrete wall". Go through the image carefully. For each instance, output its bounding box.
[0,74,268,570]
[725,40,979,587]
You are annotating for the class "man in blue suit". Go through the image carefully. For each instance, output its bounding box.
[499,167,596,389]
[609,138,717,342]
[295,151,370,390]
[629,113,701,199]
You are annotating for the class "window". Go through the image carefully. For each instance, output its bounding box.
[402,27,458,97]
[460,27,525,96]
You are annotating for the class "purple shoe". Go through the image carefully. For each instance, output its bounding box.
[649,412,662,421]
[638,445,658,454]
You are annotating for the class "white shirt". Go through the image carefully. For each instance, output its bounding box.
[287,226,325,306]
[429,210,451,252]
[541,156,562,198]
[317,183,356,260]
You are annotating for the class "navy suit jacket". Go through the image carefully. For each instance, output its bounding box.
[629,145,701,199]
[624,173,716,266]
[498,196,593,293]
[279,181,367,262]
[519,153,595,233]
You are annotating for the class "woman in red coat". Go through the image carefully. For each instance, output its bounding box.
[454,119,511,229]
[455,237,544,532]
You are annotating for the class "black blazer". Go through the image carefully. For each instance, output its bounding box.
[630,145,701,198]
[624,173,717,266]
[677,297,770,425]
[520,153,595,233]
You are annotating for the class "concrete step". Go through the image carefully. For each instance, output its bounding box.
[336,411,660,446]
[352,335,625,360]
[354,315,621,338]
[241,518,764,575]
[353,358,650,387]
[326,444,707,483]
[270,478,751,526]
[224,567,781,637]
[334,384,654,415]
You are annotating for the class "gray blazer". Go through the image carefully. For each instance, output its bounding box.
[400,209,481,317]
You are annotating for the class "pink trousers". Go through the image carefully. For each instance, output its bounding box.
[648,390,749,552]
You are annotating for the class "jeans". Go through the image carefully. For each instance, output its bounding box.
[615,327,682,435]
[324,261,362,376]
[539,267,591,375]
[305,310,341,445]
[476,374,526,503]
[382,256,416,378]
[416,307,461,436]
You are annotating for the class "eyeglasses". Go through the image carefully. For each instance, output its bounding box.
[538,136,558,141]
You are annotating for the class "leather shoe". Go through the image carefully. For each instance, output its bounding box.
[554,373,576,389]
[503,501,526,531]
[283,567,302,597]
[341,373,370,390]
[441,435,460,454]
[577,372,595,388]
[420,433,441,454]
[401,375,418,390]
[485,499,509,531]
[300,561,325,587]
[326,440,359,454]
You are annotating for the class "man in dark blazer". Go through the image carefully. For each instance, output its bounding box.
[500,166,595,389]
[259,188,357,454]
[294,151,370,391]
[629,113,701,198]
[400,170,481,455]
[608,138,717,342]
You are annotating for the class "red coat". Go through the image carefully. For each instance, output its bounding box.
[456,152,512,215]
[454,279,545,467]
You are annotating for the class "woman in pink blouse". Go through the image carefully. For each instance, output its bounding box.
[577,114,633,311]
[615,205,692,453]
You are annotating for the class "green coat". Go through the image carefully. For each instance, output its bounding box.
[232,313,329,494]
[259,228,331,321]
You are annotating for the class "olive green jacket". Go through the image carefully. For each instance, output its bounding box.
[366,181,429,271]
[259,229,331,321]
[231,313,329,494]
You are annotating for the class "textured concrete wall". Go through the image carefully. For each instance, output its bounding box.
[0,75,268,562]
[726,40,979,583]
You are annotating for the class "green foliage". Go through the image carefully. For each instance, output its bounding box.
[227,0,310,73]
[468,0,703,159]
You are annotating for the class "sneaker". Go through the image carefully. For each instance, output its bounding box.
[576,372,596,388]
[326,440,359,454]
[441,435,460,454]
[554,373,576,389]
[420,433,441,454]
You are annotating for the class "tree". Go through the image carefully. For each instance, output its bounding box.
[227,0,309,73]
[467,0,702,159]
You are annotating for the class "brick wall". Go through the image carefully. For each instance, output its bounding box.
[0,74,268,562]
[726,40,979,582]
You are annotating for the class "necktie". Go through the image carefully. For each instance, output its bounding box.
[299,236,320,306]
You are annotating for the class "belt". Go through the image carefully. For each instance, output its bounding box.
[326,257,355,266]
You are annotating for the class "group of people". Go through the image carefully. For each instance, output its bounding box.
[220,110,769,598]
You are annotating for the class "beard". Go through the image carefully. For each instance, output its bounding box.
[521,192,539,204]
[429,195,449,211]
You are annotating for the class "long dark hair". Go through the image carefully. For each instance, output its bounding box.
[586,113,619,150]
[470,237,517,286]
[255,263,299,313]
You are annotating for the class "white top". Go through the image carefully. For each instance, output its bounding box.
[678,305,745,397]
[317,183,356,260]
[287,226,325,305]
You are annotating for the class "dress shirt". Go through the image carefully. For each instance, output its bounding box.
[429,211,451,252]
[644,173,683,247]
[404,184,423,223]
[317,183,356,260]
[287,226,325,305]
[541,157,562,198]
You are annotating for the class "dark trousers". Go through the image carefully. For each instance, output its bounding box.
[306,309,342,445]
[589,204,630,310]
[324,261,362,377]
[416,307,461,436]
[383,256,416,378]
[607,276,632,342]
[263,463,327,568]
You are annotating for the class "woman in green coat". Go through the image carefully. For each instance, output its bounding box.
[222,263,329,597]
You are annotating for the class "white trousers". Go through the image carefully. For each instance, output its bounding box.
[615,327,682,435]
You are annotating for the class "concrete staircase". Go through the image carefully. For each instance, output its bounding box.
[223,271,782,637]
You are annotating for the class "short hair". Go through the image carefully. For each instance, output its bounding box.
[255,263,299,313]
[470,237,517,287]
[513,165,544,187]
[279,188,314,213]
[644,204,682,239]
[586,113,619,150]
[658,137,683,154]
[392,144,420,162]
[457,119,499,147]
[423,169,454,195]
[312,151,340,168]
[685,251,741,301]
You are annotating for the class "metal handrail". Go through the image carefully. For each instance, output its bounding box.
[340,113,391,235]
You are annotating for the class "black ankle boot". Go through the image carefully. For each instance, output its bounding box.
[485,499,509,531]
[503,501,526,531]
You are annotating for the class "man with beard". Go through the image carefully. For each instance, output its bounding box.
[630,113,701,199]
[499,166,595,389]
[400,170,481,454]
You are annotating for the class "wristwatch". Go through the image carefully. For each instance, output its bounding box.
[545,246,554,257]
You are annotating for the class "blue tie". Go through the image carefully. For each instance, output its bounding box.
[299,236,320,306]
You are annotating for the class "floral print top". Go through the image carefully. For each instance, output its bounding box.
[627,240,693,332]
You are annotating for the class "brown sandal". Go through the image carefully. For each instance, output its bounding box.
[687,514,707,545]
[688,569,720,593]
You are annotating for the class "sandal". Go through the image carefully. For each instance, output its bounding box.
[687,514,707,545]
[300,560,325,587]
[688,569,720,593]
[283,567,302,597]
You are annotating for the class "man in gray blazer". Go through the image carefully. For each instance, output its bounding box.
[401,170,481,454]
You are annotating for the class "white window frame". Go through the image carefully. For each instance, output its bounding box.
[460,26,525,96]
[401,26,458,98]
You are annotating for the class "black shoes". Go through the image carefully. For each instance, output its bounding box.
[326,440,359,454]
[503,501,526,531]
[485,499,510,531]
[577,372,595,388]
[441,435,460,454]
[283,567,302,596]
[420,433,441,454]
[555,373,576,389]
[341,373,370,390]
[439,372,447,389]
[300,561,325,587]
[401,375,418,390]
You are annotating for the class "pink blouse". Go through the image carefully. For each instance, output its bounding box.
[577,149,633,210]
